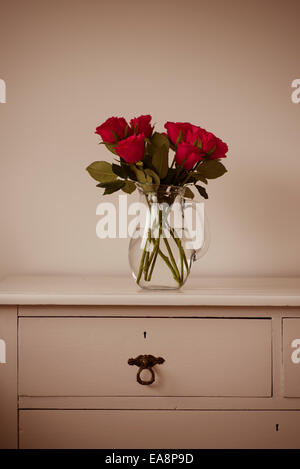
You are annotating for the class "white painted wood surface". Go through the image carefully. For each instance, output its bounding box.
[283,318,300,397]
[0,276,300,448]
[19,410,300,449]
[19,317,271,397]
[1,275,300,306]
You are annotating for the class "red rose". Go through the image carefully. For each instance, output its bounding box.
[130,115,153,138]
[164,121,194,145]
[116,134,145,164]
[186,127,228,159]
[95,117,129,143]
[175,142,204,170]
[209,137,228,160]
[165,121,228,161]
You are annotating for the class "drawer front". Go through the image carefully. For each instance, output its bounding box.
[20,410,300,449]
[0,307,17,449]
[19,317,271,397]
[283,318,300,397]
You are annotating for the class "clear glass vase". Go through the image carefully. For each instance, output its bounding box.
[129,183,209,290]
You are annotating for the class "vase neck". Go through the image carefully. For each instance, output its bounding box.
[136,184,185,206]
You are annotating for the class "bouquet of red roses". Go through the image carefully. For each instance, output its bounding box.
[87,114,228,199]
[87,115,228,290]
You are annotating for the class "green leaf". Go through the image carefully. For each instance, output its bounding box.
[121,180,136,194]
[147,132,169,179]
[112,163,127,179]
[197,160,227,179]
[197,175,208,184]
[173,162,185,185]
[120,162,137,180]
[190,172,208,184]
[131,166,147,183]
[163,168,177,185]
[143,153,155,169]
[151,132,170,148]
[97,180,125,195]
[86,161,117,183]
[184,187,194,199]
[195,185,208,199]
[152,144,169,179]
[104,143,118,155]
[144,168,160,185]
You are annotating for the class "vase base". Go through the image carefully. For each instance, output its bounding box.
[136,283,182,291]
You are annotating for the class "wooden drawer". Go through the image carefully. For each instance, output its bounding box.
[0,307,17,449]
[19,410,300,449]
[283,318,300,397]
[19,317,272,397]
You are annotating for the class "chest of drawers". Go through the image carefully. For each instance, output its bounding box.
[1,276,300,448]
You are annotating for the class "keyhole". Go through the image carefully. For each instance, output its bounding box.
[144,331,147,339]
[276,424,279,432]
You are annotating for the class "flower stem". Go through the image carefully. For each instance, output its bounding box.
[170,227,189,272]
[163,236,180,281]
[147,244,159,281]
[136,246,147,284]
[143,210,163,281]
[157,249,181,286]
[136,208,184,288]
[181,161,202,185]
[180,244,184,282]
[143,230,152,279]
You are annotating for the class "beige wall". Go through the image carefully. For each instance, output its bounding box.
[0,0,299,278]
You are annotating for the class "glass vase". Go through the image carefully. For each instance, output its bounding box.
[128,183,209,290]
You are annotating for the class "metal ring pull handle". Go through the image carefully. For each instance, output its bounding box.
[128,354,165,385]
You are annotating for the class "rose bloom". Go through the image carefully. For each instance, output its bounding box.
[175,143,203,170]
[95,117,129,143]
[130,115,153,138]
[186,127,228,160]
[165,121,228,169]
[116,133,145,164]
[164,122,194,145]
